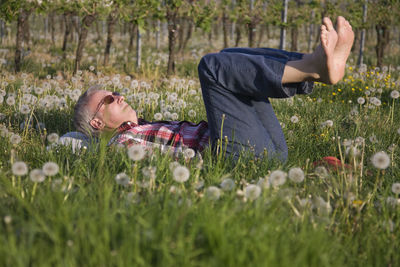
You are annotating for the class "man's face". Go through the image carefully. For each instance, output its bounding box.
[87,90,138,130]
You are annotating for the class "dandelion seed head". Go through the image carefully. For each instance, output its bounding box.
[183,148,195,159]
[127,145,145,161]
[153,113,163,121]
[42,162,59,176]
[173,166,190,183]
[386,196,398,208]
[315,166,329,179]
[10,134,21,145]
[12,161,28,176]
[244,184,261,201]
[391,183,400,195]
[290,115,299,123]
[390,90,399,99]
[288,167,305,183]
[30,169,46,183]
[269,170,287,187]
[257,177,271,189]
[115,172,130,186]
[357,97,365,104]
[371,151,390,169]
[6,97,15,106]
[205,186,221,201]
[220,178,235,191]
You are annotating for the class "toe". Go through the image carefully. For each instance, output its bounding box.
[323,17,334,31]
[336,16,346,28]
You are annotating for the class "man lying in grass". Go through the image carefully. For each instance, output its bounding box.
[73,16,354,161]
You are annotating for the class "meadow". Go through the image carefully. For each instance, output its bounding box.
[0,26,400,266]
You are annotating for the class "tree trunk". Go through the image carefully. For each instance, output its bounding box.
[352,29,359,53]
[136,26,141,69]
[0,19,4,45]
[104,9,118,66]
[235,23,241,47]
[95,20,101,42]
[49,12,56,46]
[357,0,368,67]
[74,14,96,74]
[167,8,179,76]
[15,9,30,72]
[247,22,256,47]
[156,20,160,50]
[23,14,31,50]
[128,23,136,53]
[257,24,265,47]
[375,24,390,68]
[222,10,229,48]
[279,0,288,50]
[178,17,184,52]
[290,27,298,51]
[62,12,71,58]
[180,20,193,54]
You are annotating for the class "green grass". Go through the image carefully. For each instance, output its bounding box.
[0,33,400,266]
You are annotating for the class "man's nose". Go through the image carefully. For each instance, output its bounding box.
[117,95,124,102]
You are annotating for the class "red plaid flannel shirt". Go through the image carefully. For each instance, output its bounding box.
[109,119,210,154]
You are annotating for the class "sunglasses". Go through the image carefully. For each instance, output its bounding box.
[91,91,121,121]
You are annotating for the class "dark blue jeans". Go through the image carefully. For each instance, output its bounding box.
[198,48,314,162]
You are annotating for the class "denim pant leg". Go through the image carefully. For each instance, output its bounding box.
[220,47,314,95]
[198,49,313,161]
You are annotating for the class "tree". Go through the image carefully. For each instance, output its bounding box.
[0,0,39,72]
[368,0,400,67]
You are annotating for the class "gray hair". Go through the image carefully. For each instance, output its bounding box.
[73,84,103,138]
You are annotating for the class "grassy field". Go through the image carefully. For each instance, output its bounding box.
[0,32,400,266]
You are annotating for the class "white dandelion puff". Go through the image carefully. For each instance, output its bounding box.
[205,186,221,201]
[153,113,163,121]
[369,134,378,144]
[0,95,3,104]
[314,196,332,215]
[269,170,287,187]
[257,177,271,189]
[6,97,15,106]
[42,162,59,176]
[173,166,190,183]
[290,115,299,123]
[10,134,22,145]
[183,148,195,159]
[220,178,235,191]
[391,183,400,195]
[47,133,59,143]
[244,184,261,201]
[127,145,145,161]
[357,97,365,105]
[386,197,398,208]
[12,161,28,176]
[390,90,399,99]
[371,151,390,170]
[188,110,196,117]
[288,167,305,183]
[322,120,333,127]
[115,172,131,186]
[315,166,329,179]
[29,169,46,183]
[169,161,181,171]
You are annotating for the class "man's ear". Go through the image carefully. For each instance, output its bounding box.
[90,118,105,130]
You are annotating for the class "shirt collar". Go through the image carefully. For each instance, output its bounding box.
[117,119,146,133]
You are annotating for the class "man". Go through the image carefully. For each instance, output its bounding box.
[73,16,354,161]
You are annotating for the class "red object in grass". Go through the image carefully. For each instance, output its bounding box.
[313,156,352,170]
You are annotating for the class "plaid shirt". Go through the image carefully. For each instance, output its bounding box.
[109,119,210,155]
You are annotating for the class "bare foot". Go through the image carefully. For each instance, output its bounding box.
[311,16,354,84]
